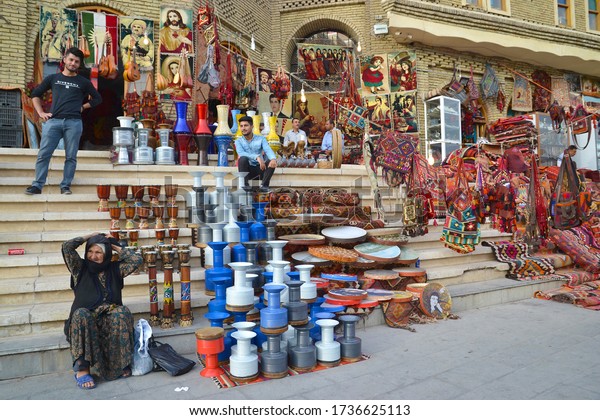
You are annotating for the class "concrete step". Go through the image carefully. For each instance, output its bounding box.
[426,260,509,286]
[0,227,196,254]
[0,245,202,278]
[0,286,210,339]
[447,277,567,312]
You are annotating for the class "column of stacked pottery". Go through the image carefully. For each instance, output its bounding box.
[315,317,340,366]
[229,329,259,382]
[267,260,290,304]
[203,311,232,364]
[226,262,255,317]
[264,240,290,272]
[195,327,225,377]
[204,241,232,296]
[260,284,289,378]
[288,321,316,372]
[230,322,257,356]
[295,264,317,302]
[232,221,252,262]
[242,242,264,293]
[337,315,362,362]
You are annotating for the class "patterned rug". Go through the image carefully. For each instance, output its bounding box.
[209,353,370,389]
[535,280,600,310]
[482,240,556,279]
[548,227,600,273]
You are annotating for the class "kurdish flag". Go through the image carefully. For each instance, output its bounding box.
[81,11,119,67]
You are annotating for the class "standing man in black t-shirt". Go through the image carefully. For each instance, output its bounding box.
[25,47,102,195]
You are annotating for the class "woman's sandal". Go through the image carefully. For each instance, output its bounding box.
[74,373,96,390]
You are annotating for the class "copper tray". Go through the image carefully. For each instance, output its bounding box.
[308,245,359,263]
[278,234,326,246]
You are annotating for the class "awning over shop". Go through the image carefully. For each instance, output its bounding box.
[386,5,600,77]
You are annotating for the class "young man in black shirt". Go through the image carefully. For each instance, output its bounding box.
[25,47,102,195]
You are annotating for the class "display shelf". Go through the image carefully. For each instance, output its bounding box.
[425,96,462,163]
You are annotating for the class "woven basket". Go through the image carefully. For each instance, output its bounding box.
[317,160,333,169]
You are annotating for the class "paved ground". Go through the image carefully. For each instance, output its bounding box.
[2,298,600,401]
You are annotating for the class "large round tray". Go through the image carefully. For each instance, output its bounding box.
[291,251,330,266]
[354,243,401,262]
[390,291,415,303]
[395,246,420,264]
[321,226,367,244]
[346,256,378,269]
[308,245,359,263]
[278,234,326,246]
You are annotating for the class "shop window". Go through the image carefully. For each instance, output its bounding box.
[589,0,599,31]
[557,0,573,27]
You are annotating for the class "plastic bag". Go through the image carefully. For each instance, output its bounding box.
[131,318,154,376]
[198,45,213,84]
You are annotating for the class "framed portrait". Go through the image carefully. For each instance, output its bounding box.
[119,17,155,71]
[39,6,78,63]
[159,54,193,102]
[291,92,330,145]
[390,92,419,133]
[159,6,194,55]
[297,43,353,86]
[388,51,417,93]
[360,54,390,96]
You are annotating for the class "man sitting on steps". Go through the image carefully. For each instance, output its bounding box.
[234,116,278,191]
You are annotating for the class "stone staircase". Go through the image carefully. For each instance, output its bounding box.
[0,148,565,379]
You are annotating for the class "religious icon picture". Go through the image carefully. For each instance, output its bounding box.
[159,54,193,102]
[159,6,194,54]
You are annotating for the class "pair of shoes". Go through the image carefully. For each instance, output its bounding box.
[61,187,72,195]
[259,186,270,192]
[74,373,96,390]
[25,186,42,195]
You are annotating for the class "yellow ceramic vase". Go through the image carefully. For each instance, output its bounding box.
[267,115,281,155]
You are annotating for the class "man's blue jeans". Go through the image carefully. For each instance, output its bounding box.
[32,118,82,189]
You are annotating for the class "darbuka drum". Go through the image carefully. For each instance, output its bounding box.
[393,267,427,290]
[406,282,428,302]
[380,291,415,328]
[419,283,452,319]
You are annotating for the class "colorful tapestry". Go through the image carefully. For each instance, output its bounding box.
[551,76,570,106]
[548,227,600,273]
[482,240,556,279]
[535,280,600,310]
[119,17,155,71]
[80,11,119,67]
[210,354,370,389]
[511,75,533,112]
[158,7,193,54]
[40,6,78,63]
[297,43,353,84]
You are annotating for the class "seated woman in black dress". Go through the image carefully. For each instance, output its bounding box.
[62,232,143,389]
